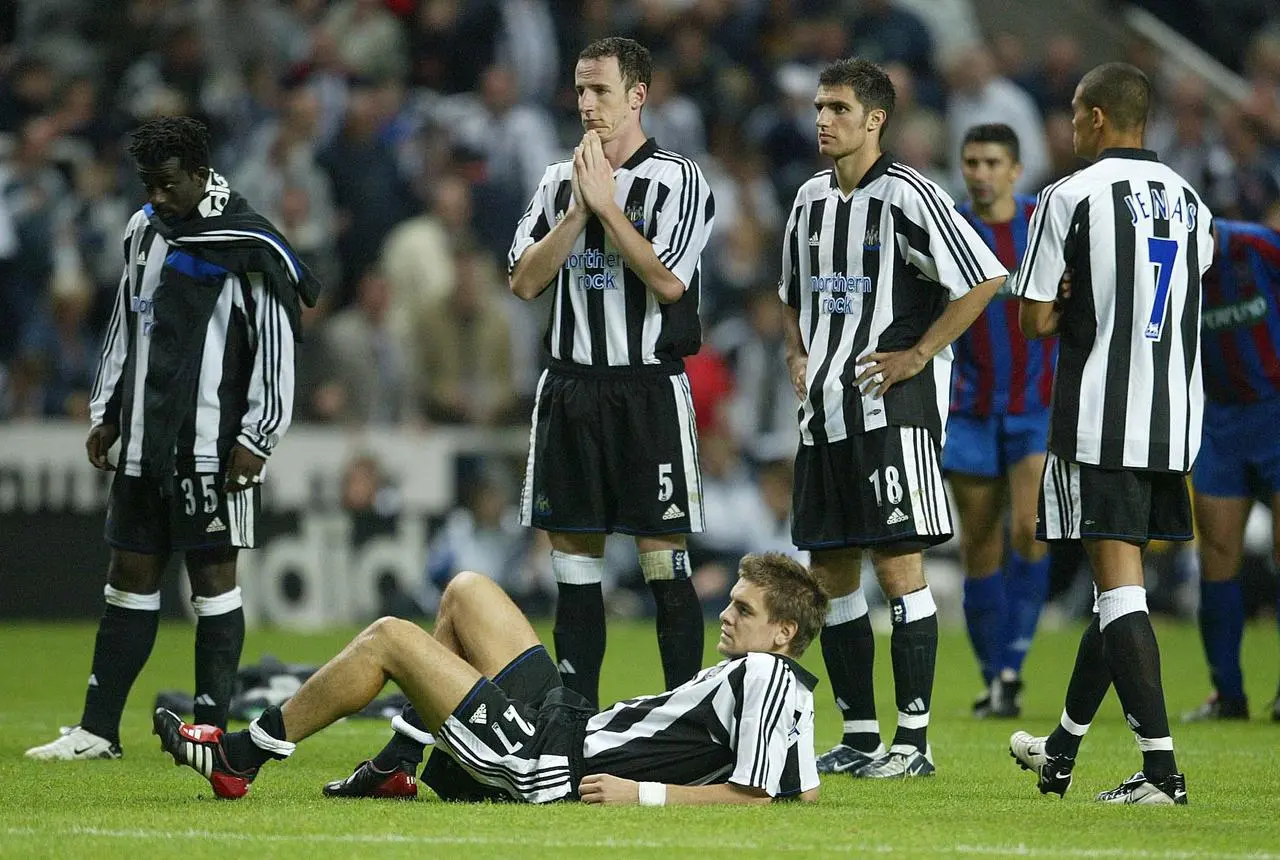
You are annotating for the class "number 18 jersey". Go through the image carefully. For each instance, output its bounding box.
[1013,148,1214,472]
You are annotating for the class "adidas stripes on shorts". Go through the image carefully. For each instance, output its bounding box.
[792,425,953,551]
[1036,452,1193,544]
[432,646,595,804]
[520,363,705,536]
[105,466,260,553]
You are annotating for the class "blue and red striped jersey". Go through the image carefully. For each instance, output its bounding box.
[1201,220,1280,404]
[951,194,1056,416]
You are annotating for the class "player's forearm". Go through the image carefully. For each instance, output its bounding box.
[240,293,296,457]
[1019,298,1061,339]
[661,783,774,806]
[783,305,807,363]
[595,202,685,304]
[509,212,589,300]
[913,275,1005,361]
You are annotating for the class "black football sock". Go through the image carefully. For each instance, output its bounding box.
[224,704,293,772]
[821,590,880,752]
[551,551,609,708]
[192,587,245,729]
[1099,587,1177,780]
[79,587,161,743]
[642,551,703,690]
[888,587,938,753]
[1046,615,1110,759]
[371,706,430,771]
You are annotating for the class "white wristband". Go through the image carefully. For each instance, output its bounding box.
[637,781,667,806]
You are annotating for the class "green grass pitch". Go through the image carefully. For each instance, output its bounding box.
[1,617,1278,858]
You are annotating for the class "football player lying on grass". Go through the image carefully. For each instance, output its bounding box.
[155,552,826,805]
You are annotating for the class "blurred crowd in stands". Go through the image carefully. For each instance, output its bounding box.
[2,0,1279,613]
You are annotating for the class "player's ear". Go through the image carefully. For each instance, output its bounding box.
[775,619,798,651]
[866,108,886,133]
[630,82,647,111]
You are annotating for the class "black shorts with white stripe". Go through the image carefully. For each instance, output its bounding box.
[792,426,953,551]
[104,466,260,553]
[1036,452,1193,543]
[433,646,596,804]
[520,361,704,536]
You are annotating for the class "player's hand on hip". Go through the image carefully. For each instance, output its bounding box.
[85,424,119,471]
[855,348,927,399]
[1057,267,1073,302]
[579,773,640,805]
[224,443,265,494]
[574,131,615,213]
[787,354,808,401]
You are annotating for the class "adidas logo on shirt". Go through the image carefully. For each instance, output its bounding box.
[662,503,685,521]
[469,704,488,726]
[136,251,147,266]
[206,517,227,534]
[809,231,821,247]
[885,507,908,525]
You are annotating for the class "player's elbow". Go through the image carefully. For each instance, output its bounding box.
[652,274,686,305]
[1018,301,1051,340]
[508,272,540,301]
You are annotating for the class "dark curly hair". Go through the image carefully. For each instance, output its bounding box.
[127,116,210,173]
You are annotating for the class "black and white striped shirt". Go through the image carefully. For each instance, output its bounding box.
[583,652,818,798]
[1014,148,1214,472]
[779,154,1006,445]
[89,208,296,476]
[508,138,714,370]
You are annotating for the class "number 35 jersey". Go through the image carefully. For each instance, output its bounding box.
[1014,148,1214,473]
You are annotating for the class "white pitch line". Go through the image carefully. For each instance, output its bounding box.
[2,827,1276,859]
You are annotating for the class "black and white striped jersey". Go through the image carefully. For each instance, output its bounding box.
[779,154,1006,446]
[582,652,819,798]
[507,138,715,369]
[1014,148,1214,472]
[89,208,296,476]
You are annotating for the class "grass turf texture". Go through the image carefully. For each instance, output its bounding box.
[1,618,1278,859]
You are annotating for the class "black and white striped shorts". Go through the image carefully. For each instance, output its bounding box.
[433,647,595,804]
[1036,452,1193,543]
[792,425,953,551]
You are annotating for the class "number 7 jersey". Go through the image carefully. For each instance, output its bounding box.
[1013,148,1214,472]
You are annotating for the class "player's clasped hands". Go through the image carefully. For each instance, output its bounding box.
[854,348,928,399]
[578,773,641,805]
[573,131,616,213]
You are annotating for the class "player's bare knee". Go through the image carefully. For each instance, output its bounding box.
[439,571,496,617]
[1010,523,1043,560]
[362,616,422,654]
[810,548,862,596]
[106,550,164,593]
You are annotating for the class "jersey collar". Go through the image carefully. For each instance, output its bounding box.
[1097,147,1159,162]
[827,151,895,194]
[778,655,820,691]
[620,137,659,171]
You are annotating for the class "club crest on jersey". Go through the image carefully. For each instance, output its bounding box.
[625,203,645,231]
[863,224,880,250]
